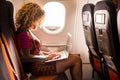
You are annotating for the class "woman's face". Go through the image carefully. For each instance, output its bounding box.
[30,16,44,30]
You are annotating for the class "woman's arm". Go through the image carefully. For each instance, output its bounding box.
[40,46,50,51]
[19,49,32,57]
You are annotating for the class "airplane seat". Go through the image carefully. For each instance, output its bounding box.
[117,0,120,43]
[94,0,120,80]
[0,0,68,80]
[0,36,16,80]
[82,3,104,79]
[6,1,16,33]
[0,1,17,80]
[116,2,120,80]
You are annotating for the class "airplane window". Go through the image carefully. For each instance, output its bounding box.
[42,2,66,34]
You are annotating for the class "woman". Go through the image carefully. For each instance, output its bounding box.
[15,2,82,80]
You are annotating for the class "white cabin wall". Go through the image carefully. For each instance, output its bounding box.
[88,0,103,4]
[72,0,89,63]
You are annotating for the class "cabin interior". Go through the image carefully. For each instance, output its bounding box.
[0,0,120,80]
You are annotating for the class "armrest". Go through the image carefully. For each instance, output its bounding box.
[21,55,47,63]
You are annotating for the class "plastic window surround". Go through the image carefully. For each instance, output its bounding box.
[41,2,66,34]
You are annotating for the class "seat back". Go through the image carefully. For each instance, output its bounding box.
[0,1,24,80]
[1,32,25,80]
[82,3,99,52]
[82,3,105,79]
[117,1,120,49]
[94,0,120,79]
[94,0,120,69]
[0,36,16,80]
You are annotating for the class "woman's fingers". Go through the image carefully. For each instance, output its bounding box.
[47,53,61,60]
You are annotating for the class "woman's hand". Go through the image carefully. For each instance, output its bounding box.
[41,50,57,55]
[46,51,61,60]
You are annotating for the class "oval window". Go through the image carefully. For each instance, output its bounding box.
[42,2,66,34]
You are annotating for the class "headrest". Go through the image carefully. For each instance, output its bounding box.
[82,3,94,14]
[0,1,9,35]
[0,0,8,27]
[94,1,117,29]
[0,1,15,39]
[94,1,116,11]
[82,3,94,27]
[6,1,16,32]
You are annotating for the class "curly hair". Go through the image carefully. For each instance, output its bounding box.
[15,2,45,31]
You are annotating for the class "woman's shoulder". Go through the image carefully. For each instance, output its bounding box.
[15,30,29,38]
[16,30,27,34]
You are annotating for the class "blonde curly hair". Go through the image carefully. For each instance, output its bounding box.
[15,2,45,31]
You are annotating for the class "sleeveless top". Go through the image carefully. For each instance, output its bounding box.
[16,30,57,75]
[15,30,41,56]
